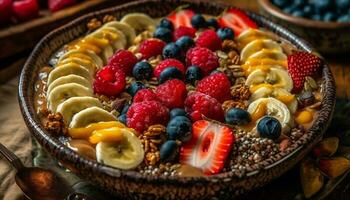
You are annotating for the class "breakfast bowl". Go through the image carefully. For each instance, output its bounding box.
[258,0,350,54]
[18,0,336,199]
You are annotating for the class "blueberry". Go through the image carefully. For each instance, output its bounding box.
[175,36,195,52]
[159,67,183,83]
[132,61,153,80]
[127,81,146,97]
[206,18,219,29]
[337,14,350,22]
[225,108,251,125]
[293,0,305,8]
[312,0,333,11]
[303,5,313,16]
[323,12,337,21]
[292,10,305,17]
[162,43,182,59]
[257,116,282,140]
[185,66,202,84]
[191,14,206,29]
[121,103,130,115]
[216,28,235,40]
[154,27,172,43]
[166,116,192,142]
[118,114,127,124]
[272,0,289,8]
[336,0,350,11]
[160,140,179,162]
[158,18,174,31]
[311,14,322,20]
[170,108,189,119]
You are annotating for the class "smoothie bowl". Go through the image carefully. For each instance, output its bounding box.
[18,0,336,199]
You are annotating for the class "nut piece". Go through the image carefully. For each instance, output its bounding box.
[45,113,68,136]
[222,100,247,112]
[222,40,239,52]
[87,18,102,31]
[102,15,116,23]
[230,84,251,101]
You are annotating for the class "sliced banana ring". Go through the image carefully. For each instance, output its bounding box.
[58,49,103,69]
[248,49,287,61]
[241,39,283,63]
[57,57,97,75]
[47,83,93,112]
[120,13,156,33]
[96,128,144,170]
[83,35,114,64]
[237,29,275,49]
[104,21,136,45]
[87,26,126,52]
[47,63,92,86]
[69,106,116,128]
[245,68,293,92]
[248,97,292,134]
[56,97,102,126]
[250,87,298,113]
[47,74,91,96]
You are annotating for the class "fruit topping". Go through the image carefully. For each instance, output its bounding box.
[133,88,158,103]
[139,39,166,59]
[49,0,76,12]
[154,27,173,43]
[96,128,144,170]
[167,116,192,142]
[68,121,125,139]
[167,9,195,28]
[0,0,12,24]
[160,140,179,162]
[196,72,231,103]
[186,47,219,75]
[287,51,322,93]
[127,81,146,97]
[126,100,169,133]
[93,66,126,97]
[154,59,185,79]
[132,61,153,80]
[184,92,224,122]
[185,65,203,85]
[89,127,124,144]
[195,29,222,51]
[191,14,206,29]
[216,28,235,41]
[162,42,182,60]
[206,18,219,30]
[118,114,127,124]
[173,26,197,40]
[159,67,183,84]
[257,116,282,140]
[170,108,189,119]
[158,18,174,31]
[217,8,258,36]
[108,50,138,75]
[12,0,39,21]
[175,36,195,52]
[225,108,251,125]
[156,79,187,109]
[180,120,235,175]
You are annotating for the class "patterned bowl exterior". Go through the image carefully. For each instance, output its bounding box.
[18,0,336,199]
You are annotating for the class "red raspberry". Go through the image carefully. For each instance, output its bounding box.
[126,100,169,133]
[154,59,186,78]
[186,47,219,75]
[196,73,231,103]
[195,29,222,51]
[133,89,158,103]
[156,79,187,109]
[184,92,224,122]
[108,50,138,75]
[139,39,166,60]
[93,66,126,97]
[173,26,196,41]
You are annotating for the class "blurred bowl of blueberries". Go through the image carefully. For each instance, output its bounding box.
[258,0,350,54]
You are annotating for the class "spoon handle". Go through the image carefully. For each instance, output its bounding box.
[0,142,24,170]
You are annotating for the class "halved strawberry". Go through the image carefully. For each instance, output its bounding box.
[217,8,258,37]
[180,120,235,175]
[167,9,195,28]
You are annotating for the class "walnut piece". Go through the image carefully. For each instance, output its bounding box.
[87,18,102,31]
[222,100,247,112]
[102,15,116,23]
[45,113,68,136]
[230,84,251,101]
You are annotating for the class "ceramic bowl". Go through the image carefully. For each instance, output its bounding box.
[258,0,350,54]
[18,0,336,199]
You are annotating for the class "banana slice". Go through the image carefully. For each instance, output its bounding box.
[84,35,114,63]
[58,49,103,69]
[47,63,92,86]
[250,87,298,113]
[96,128,144,170]
[47,83,93,112]
[237,29,275,48]
[58,56,97,74]
[56,97,102,125]
[248,97,292,133]
[104,21,136,45]
[47,74,91,96]
[241,39,283,63]
[69,106,116,128]
[120,13,156,33]
[249,49,287,61]
[98,27,127,50]
[245,68,293,92]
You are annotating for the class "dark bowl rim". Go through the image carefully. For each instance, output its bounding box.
[258,0,350,29]
[18,0,336,185]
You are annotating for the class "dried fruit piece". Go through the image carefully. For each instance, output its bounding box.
[300,159,324,198]
[319,157,350,178]
[313,137,339,158]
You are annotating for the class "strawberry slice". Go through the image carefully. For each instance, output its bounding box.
[167,9,195,28]
[217,8,258,37]
[180,120,235,175]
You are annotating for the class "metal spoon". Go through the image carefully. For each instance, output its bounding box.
[0,142,76,200]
